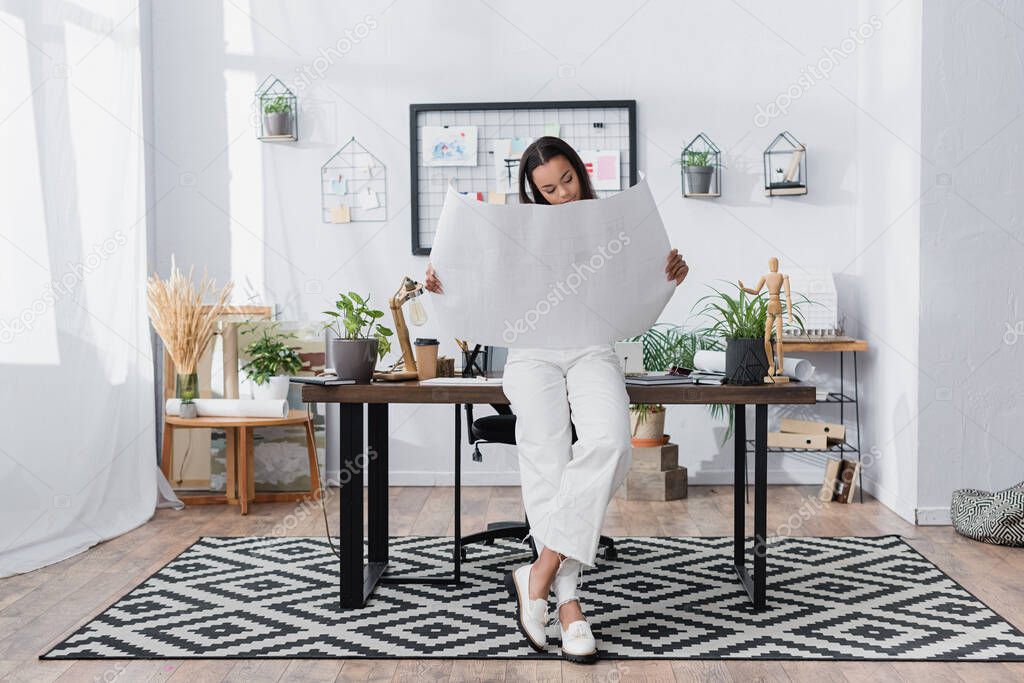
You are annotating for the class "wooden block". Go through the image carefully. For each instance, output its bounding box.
[780,417,846,441]
[767,432,829,449]
[819,458,842,502]
[615,466,687,501]
[631,443,678,471]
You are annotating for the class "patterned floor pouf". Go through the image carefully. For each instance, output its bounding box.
[951,482,1024,547]
[43,535,1024,661]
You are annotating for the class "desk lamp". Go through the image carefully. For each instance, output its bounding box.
[374,276,428,381]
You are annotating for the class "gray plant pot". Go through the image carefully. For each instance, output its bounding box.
[326,337,379,384]
[179,402,198,419]
[263,112,292,137]
[684,165,714,194]
[725,338,770,385]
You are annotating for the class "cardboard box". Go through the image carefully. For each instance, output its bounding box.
[767,432,829,449]
[780,417,846,442]
[819,458,843,502]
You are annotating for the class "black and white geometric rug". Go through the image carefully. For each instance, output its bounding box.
[43,535,1024,661]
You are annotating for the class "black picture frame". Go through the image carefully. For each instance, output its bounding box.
[409,99,638,256]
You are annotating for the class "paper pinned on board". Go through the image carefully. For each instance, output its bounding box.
[428,178,676,349]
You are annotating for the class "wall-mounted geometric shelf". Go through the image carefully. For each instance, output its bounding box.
[680,132,721,198]
[321,137,387,223]
[764,131,807,197]
[256,75,297,142]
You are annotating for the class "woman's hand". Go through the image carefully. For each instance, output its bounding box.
[665,249,689,285]
[425,263,444,294]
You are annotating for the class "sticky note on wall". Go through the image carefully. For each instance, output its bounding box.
[330,205,351,223]
[597,154,616,180]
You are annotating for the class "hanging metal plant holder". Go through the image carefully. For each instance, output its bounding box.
[680,132,721,198]
[763,131,807,197]
[255,75,297,142]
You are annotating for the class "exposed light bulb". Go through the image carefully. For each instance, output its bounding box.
[408,297,428,326]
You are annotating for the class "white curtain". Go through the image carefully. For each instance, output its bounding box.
[0,1,175,577]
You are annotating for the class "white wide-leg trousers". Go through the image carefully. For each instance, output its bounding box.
[502,344,633,568]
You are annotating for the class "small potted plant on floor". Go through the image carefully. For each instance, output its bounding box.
[241,323,303,400]
[677,149,718,195]
[322,291,393,383]
[179,387,198,419]
[263,95,293,137]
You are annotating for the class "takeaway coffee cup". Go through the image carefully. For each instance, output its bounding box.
[414,338,440,380]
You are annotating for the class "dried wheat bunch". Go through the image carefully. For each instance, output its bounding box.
[146,257,233,374]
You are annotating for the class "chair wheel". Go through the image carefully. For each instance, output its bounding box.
[485,538,494,546]
[603,546,617,560]
[460,548,468,561]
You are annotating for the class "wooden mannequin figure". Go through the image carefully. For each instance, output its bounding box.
[739,257,793,383]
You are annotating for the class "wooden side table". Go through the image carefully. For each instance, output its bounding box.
[160,409,321,515]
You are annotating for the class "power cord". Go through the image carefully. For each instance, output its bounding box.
[309,403,341,560]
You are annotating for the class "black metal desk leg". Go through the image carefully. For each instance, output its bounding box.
[368,403,389,564]
[453,405,462,583]
[339,403,365,608]
[854,352,863,503]
[733,404,746,568]
[753,403,768,609]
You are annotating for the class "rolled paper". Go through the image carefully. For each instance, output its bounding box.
[165,398,289,419]
[693,349,727,373]
[692,350,815,381]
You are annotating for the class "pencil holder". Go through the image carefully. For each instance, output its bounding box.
[461,348,488,378]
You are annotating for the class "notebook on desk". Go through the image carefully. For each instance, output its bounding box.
[419,376,503,386]
[624,372,693,386]
[289,375,356,386]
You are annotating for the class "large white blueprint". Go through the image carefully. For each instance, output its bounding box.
[428,179,676,348]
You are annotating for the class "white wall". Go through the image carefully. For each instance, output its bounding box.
[148,0,903,486]
[915,0,1024,523]
[850,0,922,522]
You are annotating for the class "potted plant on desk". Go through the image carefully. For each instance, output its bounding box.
[241,323,303,400]
[322,291,393,384]
[694,283,803,386]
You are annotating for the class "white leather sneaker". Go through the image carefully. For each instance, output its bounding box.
[559,619,598,663]
[504,564,549,652]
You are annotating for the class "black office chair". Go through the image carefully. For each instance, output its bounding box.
[459,403,618,561]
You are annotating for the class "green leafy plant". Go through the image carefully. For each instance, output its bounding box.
[180,388,195,405]
[693,282,805,340]
[322,291,394,360]
[675,149,720,168]
[263,95,292,115]
[632,322,721,372]
[240,323,303,386]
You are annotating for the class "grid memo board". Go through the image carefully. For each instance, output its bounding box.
[409,100,637,255]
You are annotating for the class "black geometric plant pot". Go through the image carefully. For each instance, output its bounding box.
[725,338,770,385]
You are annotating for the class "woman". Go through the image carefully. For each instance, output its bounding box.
[425,137,688,663]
